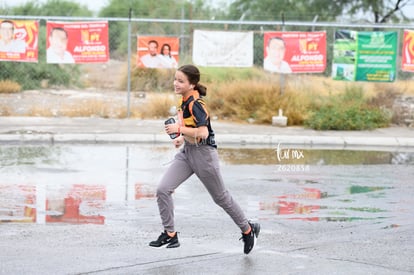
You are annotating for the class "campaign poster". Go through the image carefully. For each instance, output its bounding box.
[0,19,38,62]
[263,31,326,73]
[402,29,414,72]
[137,36,179,68]
[46,21,109,64]
[332,30,398,82]
[192,30,253,67]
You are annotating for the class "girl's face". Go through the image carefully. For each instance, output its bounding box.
[174,70,193,96]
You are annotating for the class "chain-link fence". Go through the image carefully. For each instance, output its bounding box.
[0,15,413,117]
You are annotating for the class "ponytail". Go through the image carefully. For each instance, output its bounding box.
[195,83,207,96]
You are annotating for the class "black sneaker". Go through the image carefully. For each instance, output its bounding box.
[149,231,180,248]
[240,222,260,254]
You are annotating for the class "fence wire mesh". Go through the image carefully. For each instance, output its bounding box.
[0,15,411,93]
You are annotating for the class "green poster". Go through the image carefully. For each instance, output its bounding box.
[332,30,397,82]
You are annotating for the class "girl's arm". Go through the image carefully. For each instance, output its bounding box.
[165,123,209,140]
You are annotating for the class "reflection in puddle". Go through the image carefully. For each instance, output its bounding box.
[0,184,36,223]
[220,148,414,165]
[46,184,106,224]
[135,183,155,200]
[259,185,393,222]
[0,182,156,225]
[0,145,412,225]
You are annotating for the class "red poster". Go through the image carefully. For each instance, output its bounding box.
[402,29,414,72]
[0,19,38,62]
[264,31,326,73]
[46,21,109,64]
[137,36,179,68]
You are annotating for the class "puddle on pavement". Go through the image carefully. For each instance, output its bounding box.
[0,144,413,225]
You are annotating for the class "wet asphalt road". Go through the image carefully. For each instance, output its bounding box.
[1,143,413,275]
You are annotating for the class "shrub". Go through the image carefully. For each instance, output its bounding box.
[140,93,177,118]
[199,67,264,84]
[207,78,310,125]
[0,62,81,90]
[121,66,175,92]
[305,86,391,130]
[0,80,21,93]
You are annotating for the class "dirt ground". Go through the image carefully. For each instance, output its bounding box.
[0,59,144,118]
[0,59,177,118]
[0,89,147,118]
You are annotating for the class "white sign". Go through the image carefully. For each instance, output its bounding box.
[192,30,253,67]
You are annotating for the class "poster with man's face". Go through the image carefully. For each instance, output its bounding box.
[0,19,38,62]
[137,36,179,68]
[264,31,326,74]
[46,21,109,64]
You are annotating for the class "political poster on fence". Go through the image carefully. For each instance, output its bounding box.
[402,29,414,72]
[263,31,326,73]
[0,19,38,62]
[137,36,179,68]
[192,30,253,67]
[332,30,398,82]
[46,21,109,64]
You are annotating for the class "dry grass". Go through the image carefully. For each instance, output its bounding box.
[201,74,414,125]
[139,93,178,119]
[0,105,12,116]
[206,78,307,124]
[1,71,413,122]
[0,80,21,94]
[15,96,141,118]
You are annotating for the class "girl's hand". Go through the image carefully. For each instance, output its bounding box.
[173,136,184,148]
[165,123,180,135]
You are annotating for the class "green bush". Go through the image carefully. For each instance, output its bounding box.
[0,62,82,90]
[305,87,391,130]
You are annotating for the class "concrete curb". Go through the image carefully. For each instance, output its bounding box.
[0,117,413,149]
[1,133,414,150]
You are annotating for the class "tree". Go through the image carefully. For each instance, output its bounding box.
[99,0,185,56]
[346,0,411,23]
[98,0,219,57]
[227,0,411,24]
[12,0,92,17]
[227,0,342,22]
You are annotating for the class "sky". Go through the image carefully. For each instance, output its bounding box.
[2,0,232,12]
[3,0,414,19]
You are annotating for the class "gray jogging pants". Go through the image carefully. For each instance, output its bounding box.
[156,143,250,233]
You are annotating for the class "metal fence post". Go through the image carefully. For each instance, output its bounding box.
[126,8,132,118]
